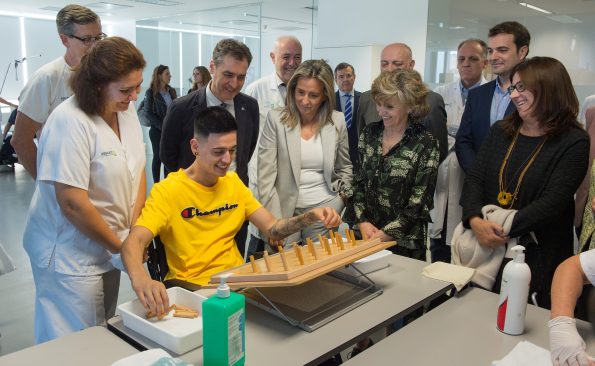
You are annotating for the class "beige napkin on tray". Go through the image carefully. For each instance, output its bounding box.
[422,261,475,291]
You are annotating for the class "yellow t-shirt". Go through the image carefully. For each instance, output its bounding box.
[136,170,261,285]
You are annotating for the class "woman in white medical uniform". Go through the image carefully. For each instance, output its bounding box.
[23,36,147,343]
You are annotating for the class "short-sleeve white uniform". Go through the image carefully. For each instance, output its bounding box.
[23,96,146,275]
[580,248,595,286]
[18,57,72,124]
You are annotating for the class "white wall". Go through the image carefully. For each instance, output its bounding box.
[259,29,313,79]
[314,0,430,90]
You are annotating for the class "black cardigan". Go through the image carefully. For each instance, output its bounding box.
[461,121,589,305]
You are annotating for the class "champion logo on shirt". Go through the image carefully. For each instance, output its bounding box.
[101,150,118,157]
[181,203,239,219]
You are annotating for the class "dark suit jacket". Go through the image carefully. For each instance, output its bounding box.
[454,80,516,173]
[335,90,361,166]
[159,87,259,186]
[357,89,448,163]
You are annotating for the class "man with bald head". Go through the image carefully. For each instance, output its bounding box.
[356,43,448,163]
[430,38,488,263]
[245,35,302,257]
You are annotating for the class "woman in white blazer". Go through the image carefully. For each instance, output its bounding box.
[258,59,353,247]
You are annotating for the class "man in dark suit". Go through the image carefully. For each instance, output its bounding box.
[160,38,259,255]
[334,62,361,167]
[356,43,448,163]
[455,21,530,173]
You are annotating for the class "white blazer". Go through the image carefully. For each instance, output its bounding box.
[257,109,352,225]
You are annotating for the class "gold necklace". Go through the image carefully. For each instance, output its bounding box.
[497,130,547,208]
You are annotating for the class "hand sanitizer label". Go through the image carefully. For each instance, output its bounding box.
[228,308,245,365]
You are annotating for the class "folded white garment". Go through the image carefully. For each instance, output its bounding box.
[492,340,552,366]
[421,261,474,291]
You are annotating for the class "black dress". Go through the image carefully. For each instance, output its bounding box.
[461,121,589,308]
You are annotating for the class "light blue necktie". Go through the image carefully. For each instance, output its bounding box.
[344,94,352,129]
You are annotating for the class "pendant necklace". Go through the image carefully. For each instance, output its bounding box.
[497,129,547,208]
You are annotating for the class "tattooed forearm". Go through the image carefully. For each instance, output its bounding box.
[268,211,318,240]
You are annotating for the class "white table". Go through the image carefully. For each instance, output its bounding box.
[109,254,454,365]
[0,326,138,365]
[343,287,595,365]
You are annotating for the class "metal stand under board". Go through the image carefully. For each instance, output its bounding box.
[242,264,383,332]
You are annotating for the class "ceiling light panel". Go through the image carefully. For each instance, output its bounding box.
[86,2,132,10]
[518,2,553,14]
[125,0,183,6]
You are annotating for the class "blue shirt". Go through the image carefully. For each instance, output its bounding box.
[460,80,482,106]
[490,77,511,125]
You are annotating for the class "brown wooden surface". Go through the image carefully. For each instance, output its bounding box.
[207,238,397,289]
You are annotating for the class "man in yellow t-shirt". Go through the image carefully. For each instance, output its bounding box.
[134,169,259,286]
[122,106,342,316]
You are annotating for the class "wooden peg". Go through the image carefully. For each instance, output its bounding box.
[278,245,289,271]
[249,255,259,273]
[323,236,332,255]
[263,251,272,272]
[294,245,305,265]
[328,230,336,247]
[336,231,345,250]
[349,229,357,246]
[308,237,316,257]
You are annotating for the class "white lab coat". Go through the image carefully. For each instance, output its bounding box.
[23,96,146,343]
[245,73,287,240]
[430,78,487,244]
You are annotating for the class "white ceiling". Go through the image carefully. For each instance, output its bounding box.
[0,0,316,27]
[0,0,593,36]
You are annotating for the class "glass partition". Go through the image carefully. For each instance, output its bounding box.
[136,4,262,96]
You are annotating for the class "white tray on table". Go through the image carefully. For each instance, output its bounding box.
[117,287,207,354]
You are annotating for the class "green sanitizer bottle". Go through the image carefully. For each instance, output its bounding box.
[202,274,246,366]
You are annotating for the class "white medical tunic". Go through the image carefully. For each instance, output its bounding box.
[23,96,146,275]
[580,248,595,286]
[18,56,72,125]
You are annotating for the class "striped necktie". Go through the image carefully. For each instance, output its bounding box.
[344,94,352,129]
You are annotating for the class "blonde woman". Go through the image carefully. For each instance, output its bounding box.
[258,59,352,247]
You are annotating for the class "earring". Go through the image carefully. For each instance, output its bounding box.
[194,151,199,156]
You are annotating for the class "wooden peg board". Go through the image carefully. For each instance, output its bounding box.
[209,232,396,288]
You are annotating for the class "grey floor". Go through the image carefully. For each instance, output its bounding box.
[0,164,141,357]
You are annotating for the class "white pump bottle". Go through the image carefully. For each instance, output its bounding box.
[496,245,531,335]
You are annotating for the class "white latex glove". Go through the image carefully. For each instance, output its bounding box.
[549,316,590,366]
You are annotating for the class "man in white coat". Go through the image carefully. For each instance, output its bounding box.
[244,35,302,258]
[430,38,488,263]
[11,5,102,180]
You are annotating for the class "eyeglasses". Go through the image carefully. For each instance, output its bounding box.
[68,33,107,46]
[507,81,526,94]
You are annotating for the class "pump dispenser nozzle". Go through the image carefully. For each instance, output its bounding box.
[510,245,526,263]
[217,273,232,298]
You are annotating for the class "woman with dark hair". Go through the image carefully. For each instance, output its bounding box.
[22,36,147,342]
[258,59,352,246]
[145,64,177,182]
[347,69,439,260]
[188,65,211,94]
[460,57,589,308]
